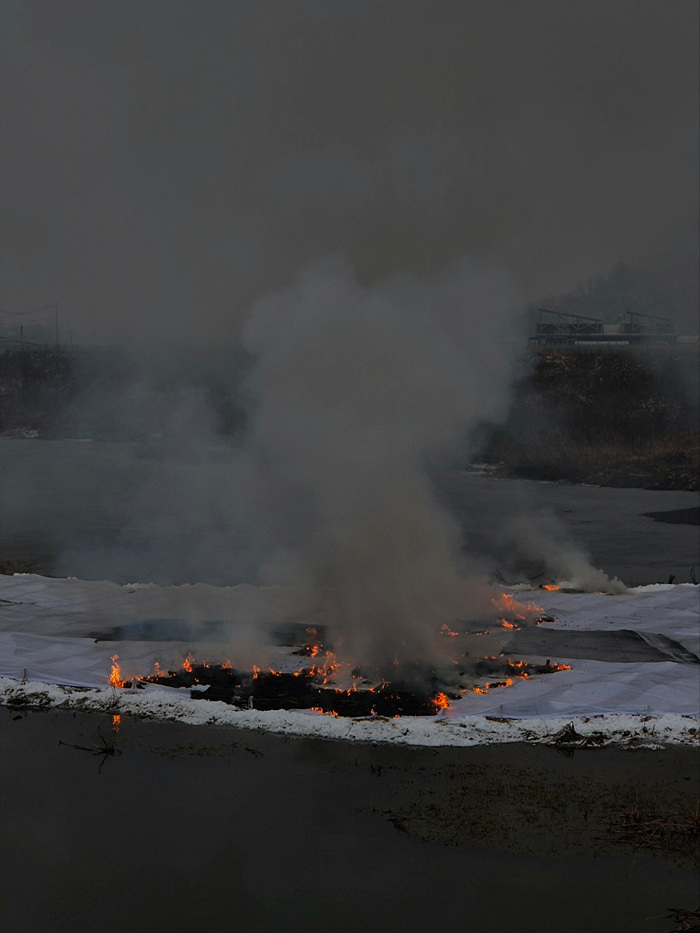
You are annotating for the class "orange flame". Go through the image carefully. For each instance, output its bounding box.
[432,692,451,710]
[182,653,194,673]
[111,714,121,734]
[308,651,341,685]
[441,624,458,637]
[493,592,543,620]
[310,706,340,717]
[109,655,124,687]
[542,584,560,591]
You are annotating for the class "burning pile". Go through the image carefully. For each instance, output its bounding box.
[112,594,572,717]
[132,654,452,717]
[129,661,451,716]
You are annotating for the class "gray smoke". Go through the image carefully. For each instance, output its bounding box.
[238,254,520,664]
[497,511,629,594]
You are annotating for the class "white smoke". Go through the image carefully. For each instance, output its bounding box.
[501,512,629,594]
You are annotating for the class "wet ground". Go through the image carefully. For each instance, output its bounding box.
[437,470,700,587]
[0,438,698,586]
[1,708,698,933]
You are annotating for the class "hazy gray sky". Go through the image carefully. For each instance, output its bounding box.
[1,0,698,343]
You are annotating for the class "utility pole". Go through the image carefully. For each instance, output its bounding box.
[54,300,59,346]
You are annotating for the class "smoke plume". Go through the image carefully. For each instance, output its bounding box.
[238,254,520,665]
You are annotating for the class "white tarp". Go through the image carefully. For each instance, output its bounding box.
[0,574,698,719]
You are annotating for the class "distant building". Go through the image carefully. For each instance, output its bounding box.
[529,309,678,347]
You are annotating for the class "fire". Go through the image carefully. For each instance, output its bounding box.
[111,714,121,734]
[493,592,543,620]
[441,624,458,637]
[310,706,340,717]
[473,678,513,694]
[293,627,324,657]
[432,692,451,710]
[182,653,194,673]
[221,659,233,670]
[501,619,516,629]
[109,655,124,687]
[542,584,560,591]
[308,651,341,685]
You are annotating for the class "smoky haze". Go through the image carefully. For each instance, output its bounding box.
[1,0,698,340]
[0,1,689,670]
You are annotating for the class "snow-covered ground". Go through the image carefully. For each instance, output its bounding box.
[0,573,698,747]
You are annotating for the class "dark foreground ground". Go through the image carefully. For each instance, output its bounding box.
[1,708,698,933]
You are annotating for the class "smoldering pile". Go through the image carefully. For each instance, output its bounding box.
[126,610,572,717]
[134,662,446,717]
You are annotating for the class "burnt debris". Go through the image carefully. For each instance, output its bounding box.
[133,662,449,717]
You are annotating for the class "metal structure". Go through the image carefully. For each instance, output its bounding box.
[0,302,60,349]
[529,308,678,347]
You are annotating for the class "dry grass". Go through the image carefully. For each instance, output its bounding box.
[475,346,699,490]
[480,433,700,490]
[610,794,700,868]
[665,907,700,932]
